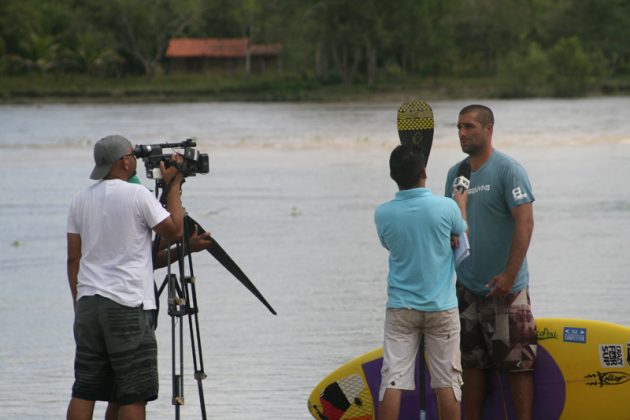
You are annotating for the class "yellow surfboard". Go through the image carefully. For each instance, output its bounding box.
[307,318,630,419]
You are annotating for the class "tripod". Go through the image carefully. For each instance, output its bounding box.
[155,219,208,419]
[151,178,208,420]
[151,178,277,420]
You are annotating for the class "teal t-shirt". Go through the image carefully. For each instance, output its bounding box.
[127,174,142,185]
[375,188,467,311]
[445,150,535,295]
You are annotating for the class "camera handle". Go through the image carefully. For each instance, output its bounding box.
[158,177,276,316]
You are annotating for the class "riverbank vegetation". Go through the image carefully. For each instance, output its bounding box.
[1,0,629,102]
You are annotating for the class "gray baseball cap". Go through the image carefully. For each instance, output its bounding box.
[90,135,133,180]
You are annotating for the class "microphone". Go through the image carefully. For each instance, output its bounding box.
[453,161,471,194]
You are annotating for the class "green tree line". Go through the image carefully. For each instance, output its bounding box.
[1,0,629,97]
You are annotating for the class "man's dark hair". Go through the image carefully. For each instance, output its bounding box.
[389,144,426,189]
[460,104,494,126]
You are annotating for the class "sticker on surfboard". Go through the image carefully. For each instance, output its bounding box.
[563,326,587,343]
[397,99,434,163]
[600,344,625,368]
[311,373,372,420]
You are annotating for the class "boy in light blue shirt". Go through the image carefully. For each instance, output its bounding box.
[375,144,467,420]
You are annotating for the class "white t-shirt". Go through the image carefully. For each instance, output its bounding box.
[67,179,170,309]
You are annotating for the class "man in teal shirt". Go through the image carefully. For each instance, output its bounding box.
[445,104,536,420]
[375,144,467,420]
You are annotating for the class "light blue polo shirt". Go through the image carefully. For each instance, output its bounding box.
[445,150,535,295]
[375,188,467,311]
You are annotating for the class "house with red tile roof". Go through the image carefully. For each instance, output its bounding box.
[165,38,282,74]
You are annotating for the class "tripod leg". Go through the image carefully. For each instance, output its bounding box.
[179,213,210,419]
[167,271,186,419]
[183,271,208,419]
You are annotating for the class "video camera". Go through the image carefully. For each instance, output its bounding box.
[134,138,209,179]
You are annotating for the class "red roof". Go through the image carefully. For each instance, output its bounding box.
[165,38,281,58]
[165,38,248,58]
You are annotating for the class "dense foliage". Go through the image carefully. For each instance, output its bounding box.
[1,0,629,97]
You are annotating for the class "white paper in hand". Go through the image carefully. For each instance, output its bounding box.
[454,232,470,267]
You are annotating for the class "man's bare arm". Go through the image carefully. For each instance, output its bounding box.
[486,202,534,297]
[67,233,81,306]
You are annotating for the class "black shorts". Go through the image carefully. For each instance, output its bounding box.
[71,295,158,404]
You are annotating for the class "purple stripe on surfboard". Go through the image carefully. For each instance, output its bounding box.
[362,345,564,419]
[362,354,436,418]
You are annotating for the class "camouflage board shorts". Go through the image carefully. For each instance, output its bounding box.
[457,285,537,372]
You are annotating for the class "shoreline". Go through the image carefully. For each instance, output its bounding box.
[2,74,629,104]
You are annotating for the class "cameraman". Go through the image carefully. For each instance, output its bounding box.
[66,135,185,420]
[103,158,212,420]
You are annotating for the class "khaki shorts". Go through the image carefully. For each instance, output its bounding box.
[458,285,537,372]
[379,308,462,402]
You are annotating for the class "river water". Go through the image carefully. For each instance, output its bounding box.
[1,97,630,419]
